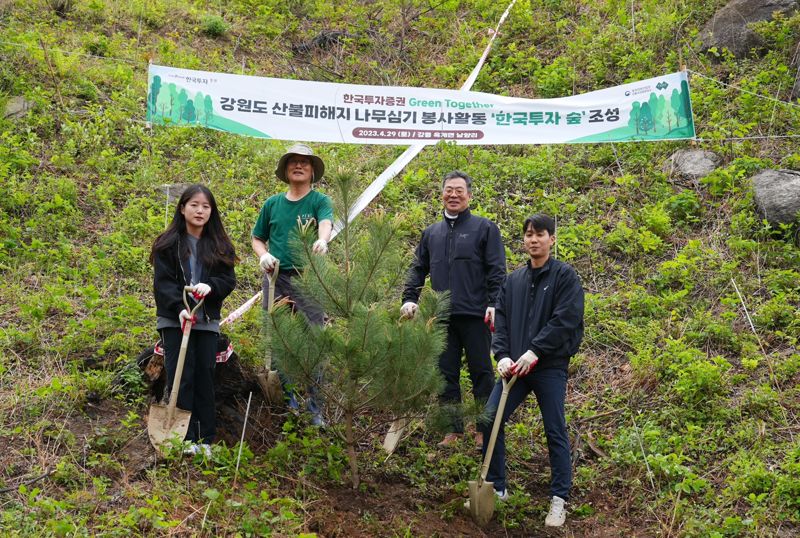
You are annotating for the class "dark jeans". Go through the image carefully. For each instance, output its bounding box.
[439,315,494,433]
[263,269,324,412]
[262,269,325,324]
[160,327,218,443]
[480,368,571,500]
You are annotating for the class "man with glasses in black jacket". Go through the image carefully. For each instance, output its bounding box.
[401,170,506,449]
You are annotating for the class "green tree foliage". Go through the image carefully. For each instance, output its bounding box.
[267,172,447,488]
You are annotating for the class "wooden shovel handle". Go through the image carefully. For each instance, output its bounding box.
[479,374,517,484]
[165,287,205,424]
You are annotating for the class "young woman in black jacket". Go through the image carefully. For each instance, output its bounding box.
[150,184,237,455]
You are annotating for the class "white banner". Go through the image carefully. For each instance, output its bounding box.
[147,65,695,145]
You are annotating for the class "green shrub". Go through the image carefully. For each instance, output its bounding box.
[665,191,702,225]
[638,204,672,238]
[201,15,229,38]
[606,220,665,256]
[741,385,780,419]
[776,446,800,520]
[85,35,110,57]
[673,356,730,406]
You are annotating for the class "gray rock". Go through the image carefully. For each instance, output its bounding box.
[663,149,722,182]
[3,96,34,119]
[752,169,800,225]
[699,0,799,59]
[156,184,190,205]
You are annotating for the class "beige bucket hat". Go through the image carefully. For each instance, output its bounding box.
[275,143,325,183]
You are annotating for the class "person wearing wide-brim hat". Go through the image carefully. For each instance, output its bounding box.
[251,143,333,427]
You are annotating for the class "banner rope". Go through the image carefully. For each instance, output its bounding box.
[693,134,800,142]
[687,68,800,111]
[687,68,799,143]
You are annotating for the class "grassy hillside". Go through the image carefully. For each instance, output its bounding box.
[1,0,800,535]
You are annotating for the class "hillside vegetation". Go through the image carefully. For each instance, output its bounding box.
[1,0,800,536]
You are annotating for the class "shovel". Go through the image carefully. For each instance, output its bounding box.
[467,374,518,527]
[257,262,284,405]
[382,417,411,455]
[148,286,204,454]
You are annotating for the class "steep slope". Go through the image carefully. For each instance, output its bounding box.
[1,0,799,535]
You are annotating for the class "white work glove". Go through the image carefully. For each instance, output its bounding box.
[497,357,514,378]
[400,302,419,319]
[192,282,211,298]
[312,238,328,254]
[484,306,495,332]
[259,252,278,272]
[179,309,195,330]
[512,350,539,377]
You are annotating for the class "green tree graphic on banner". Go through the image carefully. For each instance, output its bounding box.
[638,102,654,135]
[146,75,270,137]
[628,101,641,135]
[149,75,161,116]
[576,77,695,142]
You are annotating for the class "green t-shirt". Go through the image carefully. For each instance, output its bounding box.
[252,190,333,271]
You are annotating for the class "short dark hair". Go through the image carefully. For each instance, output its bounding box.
[523,213,555,236]
[441,170,473,192]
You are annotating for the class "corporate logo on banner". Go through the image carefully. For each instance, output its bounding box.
[146,64,695,145]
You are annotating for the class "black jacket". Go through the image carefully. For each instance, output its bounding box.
[403,209,506,318]
[153,238,237,323]
[493,257,584,371]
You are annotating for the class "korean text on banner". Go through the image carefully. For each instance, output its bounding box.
[147,65,695,145]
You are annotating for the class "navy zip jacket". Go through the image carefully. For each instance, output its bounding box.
[153,238,236,323]
[493,257,584,371]
[403,209,506,318]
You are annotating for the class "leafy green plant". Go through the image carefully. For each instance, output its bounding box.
[201,15,229,38]
[665,190,702,224]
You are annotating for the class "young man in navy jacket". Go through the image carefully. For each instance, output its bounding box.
[483,213,584,527]
[402,171,506,448]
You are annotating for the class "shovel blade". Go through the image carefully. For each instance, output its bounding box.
[257,369,284,405]
[467,479,496,527]
[147,403,192,454]
[382,418,410,454]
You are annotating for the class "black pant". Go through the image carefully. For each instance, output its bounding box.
[439,315,494,433]
[160,327,218,443]
[262,270,324,412]
[480,368,571,499]
[262,269,325,325]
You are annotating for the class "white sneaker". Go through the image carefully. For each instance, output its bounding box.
[184,443,212,458]
[545,495,566,527]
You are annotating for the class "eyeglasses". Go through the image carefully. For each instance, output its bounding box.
[443,187,467,195]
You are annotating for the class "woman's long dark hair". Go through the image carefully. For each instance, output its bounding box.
[150,184,238,268]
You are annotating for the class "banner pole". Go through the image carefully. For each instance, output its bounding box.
[331,0,519,239]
